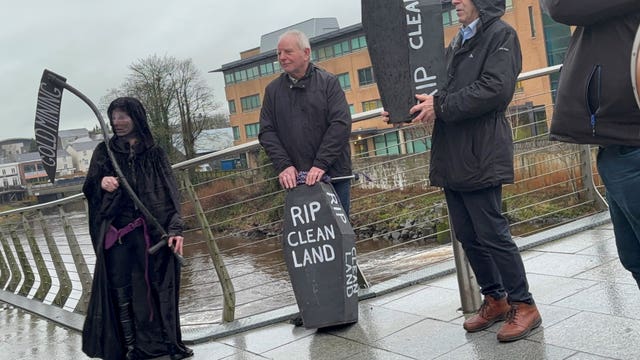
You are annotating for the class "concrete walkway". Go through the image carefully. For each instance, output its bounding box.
[2,219,639,359]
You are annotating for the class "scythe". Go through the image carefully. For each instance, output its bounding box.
[34,69,184,265]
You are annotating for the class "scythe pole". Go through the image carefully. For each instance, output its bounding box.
[35,69,184,265]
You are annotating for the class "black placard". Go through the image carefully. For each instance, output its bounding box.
[362,0,446,123]
[34,69,66,184]
[282,182,358,328]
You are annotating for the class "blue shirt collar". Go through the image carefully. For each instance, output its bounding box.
[460,18,480,44]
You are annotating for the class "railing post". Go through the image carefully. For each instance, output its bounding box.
[449,213,483,315]
[9,224,35,297]
[180,170,236,322]
[579,145,608,211]
[0,235,11,290]
[58,205,92,313]
[22,213,52,301]
[0,228,21,293]
[37,209,72,308]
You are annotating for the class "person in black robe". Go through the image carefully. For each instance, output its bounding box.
[81,97,193,360]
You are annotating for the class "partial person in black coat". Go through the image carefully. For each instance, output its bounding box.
[82,97,192,360]
[541,0,640,289]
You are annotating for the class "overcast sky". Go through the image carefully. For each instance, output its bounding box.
[1,0,362,140]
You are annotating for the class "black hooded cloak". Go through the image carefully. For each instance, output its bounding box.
[81,97,190,359]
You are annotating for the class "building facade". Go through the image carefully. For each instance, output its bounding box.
[215,0,571,162]
[0,162,21,189]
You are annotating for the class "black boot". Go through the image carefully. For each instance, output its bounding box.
[113,286,139,360]
[167,344,194,360]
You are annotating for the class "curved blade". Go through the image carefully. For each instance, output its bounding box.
[34,69,67,184]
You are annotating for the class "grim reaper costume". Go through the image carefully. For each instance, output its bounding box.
[82,97,192,360]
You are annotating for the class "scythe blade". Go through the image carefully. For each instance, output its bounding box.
[34,69,67,184]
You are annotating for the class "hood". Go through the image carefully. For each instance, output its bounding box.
[107,97,155,149]
[471,0,505,24]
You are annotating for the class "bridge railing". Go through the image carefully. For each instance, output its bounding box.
[0,65,609,331]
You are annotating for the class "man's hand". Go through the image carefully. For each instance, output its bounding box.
[101,176,119,193]
[410,94,436,125]
[279,166,298,189]
[305,166,326,186]
[167,235,184,256]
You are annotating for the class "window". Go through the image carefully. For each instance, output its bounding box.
[337,73,351,90]
[515,81,524,93]
[442,7,459,26]
[260,62,274,76]
[349,104,355,115]
[405,129,430,154]
[333,40,350,57]
[528,6,536,37]
[228,100,236,114]
[246,66,260,80]
[358,67,375,86]
[374,132,401,156]
[506,0,513,10]
[351,36,367,51]
[362,99,383,112]
[224,73,235,85]
[354,136,369,158]
[240,94,261,112]
[510,103,548,140]
[234,69,247,82]
[232,126,240,140]
[245,123,260,138]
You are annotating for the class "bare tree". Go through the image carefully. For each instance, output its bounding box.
[169,59,220,159]
[107,55,219,161]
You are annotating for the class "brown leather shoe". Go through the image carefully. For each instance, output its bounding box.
[497,302,542,342]
[463,295,510,332]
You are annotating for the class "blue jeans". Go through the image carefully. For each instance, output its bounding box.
[597,145,640,288]
[332,179,351,217]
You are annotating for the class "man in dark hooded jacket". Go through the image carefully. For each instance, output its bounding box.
[541,0,640,289]
[396,0,541,342]
[82,97,192,359]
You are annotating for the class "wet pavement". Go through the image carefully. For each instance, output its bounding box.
[2,216,639,359]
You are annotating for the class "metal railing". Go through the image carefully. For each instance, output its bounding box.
[0,65,609,331]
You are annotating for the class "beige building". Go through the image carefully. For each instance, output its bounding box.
[214,1,570,162]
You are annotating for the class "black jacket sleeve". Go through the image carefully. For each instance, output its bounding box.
[541,0,640,26]
[259,84,294,174]
[313,76,351,171]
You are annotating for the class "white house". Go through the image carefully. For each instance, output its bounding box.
[66,140,102,173]
[0,162,21,189]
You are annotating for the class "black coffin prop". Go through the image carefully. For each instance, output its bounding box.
[362,0,446,123]
[282,182,358,328]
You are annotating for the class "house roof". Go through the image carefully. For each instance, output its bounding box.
[68,140,102,152]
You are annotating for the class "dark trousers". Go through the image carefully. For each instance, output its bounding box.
[597,145,640,288]
[444,186,533,303]
[106,227,147,289]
